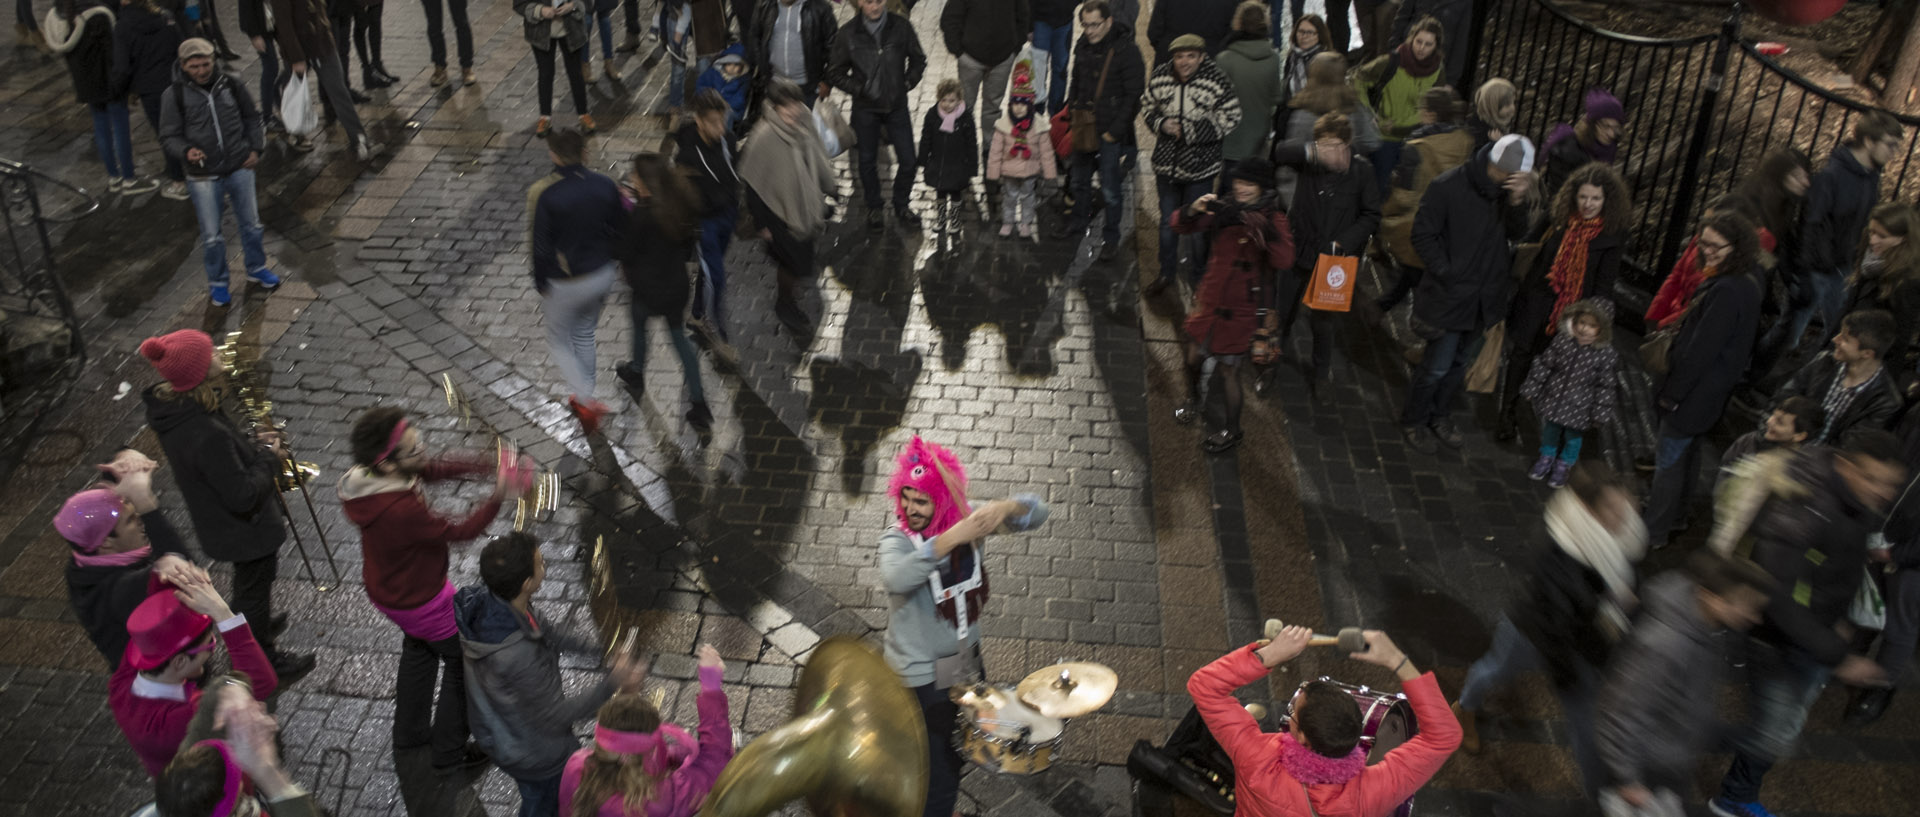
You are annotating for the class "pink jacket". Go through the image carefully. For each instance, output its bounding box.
[1187,644,1460,817]
[559,666,734,817]
[987,120,1058,181]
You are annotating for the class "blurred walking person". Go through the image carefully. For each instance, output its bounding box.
[612,153,714,432]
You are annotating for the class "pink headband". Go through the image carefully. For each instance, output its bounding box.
[377,418,411,463]
[194,739,245,817]
[594,723,695,777]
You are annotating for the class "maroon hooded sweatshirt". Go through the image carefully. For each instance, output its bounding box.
[339,458,503,611]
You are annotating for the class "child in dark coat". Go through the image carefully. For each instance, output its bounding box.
[1519,298,1618,487]
[918,78,977,237]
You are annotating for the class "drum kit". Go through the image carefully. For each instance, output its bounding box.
[951,660,1120,775]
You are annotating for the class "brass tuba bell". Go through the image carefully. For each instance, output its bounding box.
[700,637,929,817]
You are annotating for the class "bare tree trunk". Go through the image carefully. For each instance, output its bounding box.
[1852,0,1920,88]
[1889,3,1920,112]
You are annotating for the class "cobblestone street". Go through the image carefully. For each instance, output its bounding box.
[0,0,1917,815]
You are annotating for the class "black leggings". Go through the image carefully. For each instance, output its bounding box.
[533,43,588,116]
[334,3,385,72]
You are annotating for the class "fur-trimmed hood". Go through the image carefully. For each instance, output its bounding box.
[1556,298,1613,345]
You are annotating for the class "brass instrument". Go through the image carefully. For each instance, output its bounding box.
[440,374,560,530]
[700,637,929,817]
[217,331,346,591]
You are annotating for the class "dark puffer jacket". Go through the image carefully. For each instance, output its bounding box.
[110,2,182,99]
[1519,301,1619,431]
[827,12,927,111]
[1065,20,1145,147]
[45,5,116,105]
[1144,0,1234,60]
[1271,142,1381,266]
[1776,352,1906,443]
[142,388,287,564]
[939,0,1030,66]
[1657,267,1763,436]
[918,106,979,193]
[1409,145,1540,333]
[1748,446,1881,666]
[457,586,617,781]
[613,199,696,318]
[160,67,265,179]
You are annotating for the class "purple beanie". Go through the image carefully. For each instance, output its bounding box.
[1584,88,1625,124]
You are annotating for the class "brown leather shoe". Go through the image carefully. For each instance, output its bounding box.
[430,65,448,86]
[535,116,552,138]
[462,68,477,86]
[578,114,597,134]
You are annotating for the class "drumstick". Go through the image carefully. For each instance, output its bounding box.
[1259,619,1369,653]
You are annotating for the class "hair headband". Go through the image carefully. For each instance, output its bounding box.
[593,723,696,777]
[377,418,411,463]
[194,739,245,817]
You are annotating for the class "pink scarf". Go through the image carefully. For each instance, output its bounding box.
[938,102,967,133]
[1277,733,1368,785]
[73,545,152,568]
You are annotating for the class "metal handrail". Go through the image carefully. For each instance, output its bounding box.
[0,159,101,224]
[1734,40,1920,126]
[1522,0,1721,48]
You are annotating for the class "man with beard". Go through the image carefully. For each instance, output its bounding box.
[879,436,1046,817]
[339,406,522,776]
[110,578,278,777]
[59,448,211,667]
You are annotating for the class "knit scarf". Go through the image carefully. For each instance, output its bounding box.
[1544,488,1646,638]
[1007,109,1036,159]
[1395,41,1441,79]
[938,101,967,133]
[739,108,833,236]
[1546,216,1606,332]
[1278,733,1368,785]
[73,544,152,568]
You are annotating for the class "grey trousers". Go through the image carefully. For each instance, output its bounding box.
[542,263,616,399]
[306,56,366,141]
[1000,176,1037,226]
[958,51,1015,141]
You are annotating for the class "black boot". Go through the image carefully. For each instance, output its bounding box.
[1846,687,1895,727]
[364,66,394,89]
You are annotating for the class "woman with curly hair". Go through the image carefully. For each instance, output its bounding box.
[560,645,733,817]
[1496,162,1632,440]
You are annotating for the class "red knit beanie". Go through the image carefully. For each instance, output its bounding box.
[139,330,215,392]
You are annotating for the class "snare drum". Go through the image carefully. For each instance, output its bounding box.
[1280,678,1421,816]
[952,684,1066,774]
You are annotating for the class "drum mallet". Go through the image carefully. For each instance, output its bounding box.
[1259,619,1369,653]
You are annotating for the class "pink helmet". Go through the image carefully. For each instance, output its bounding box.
[54,488,123,553]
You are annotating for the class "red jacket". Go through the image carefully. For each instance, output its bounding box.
[109,614,277,777]
[1175,205,1294,354]
[1187,645,1459,817]
[340,457,502,610]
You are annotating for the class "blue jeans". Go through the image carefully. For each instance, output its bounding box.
[1754,269,1846,379]
[583,10,614,61]
[1539,420,1584,463]
[693,203,737,331]
[1401,327,1481,427]
[88,102,135,180]
[256,36,281,116]
[1070,140,1135,244]
[627,304,706,405]
[667,54,711,108]
[852,104,916,210]
[187,169,268,288]
[1460,617,1603,795]
[1641,428,1699,546]
[514,773,562,817]
[1370,141,1403,196]
[1033,21,1072,114]
[420,0,474,68]
[1155,175,1214,284]
[1719,639,1831,804]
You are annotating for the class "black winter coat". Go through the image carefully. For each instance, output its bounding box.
[235,0,271,37]
[160,69,266,178]
[673,122,741,215]
[1506,223,1625,355]
[51,8,116,106]
[1031,0,1073,26]
[1270,142,1381,269]
[939,0,1030,65]
[1846,273,1920,374]
[111,3,184,99]
[747,0,836,92]
[1409,146,1539,333]
[1748,446,1881,666]
[1065,22,1144,147]
[1799,147,1881,278]
[1657,267,1763,436]
[613,201,696,318]
[827,12,926,111]
[1541,133,1618,199]
[1777,352,1906,443]
[1510,544,1612,690]
[142,388,287,563]
[918,107,978,193]
[1144,0,1233,61]
[66,510,190,668]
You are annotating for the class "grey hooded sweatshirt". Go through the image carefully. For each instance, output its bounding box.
[455,585,614,780]
[1592,572,1724,790]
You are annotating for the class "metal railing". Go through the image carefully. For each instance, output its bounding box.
[1471,0,1920,294]
[0,159,90,437]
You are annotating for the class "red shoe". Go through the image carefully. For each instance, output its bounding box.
[567,396,608,435]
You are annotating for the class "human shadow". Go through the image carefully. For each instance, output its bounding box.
[816,230,921,496]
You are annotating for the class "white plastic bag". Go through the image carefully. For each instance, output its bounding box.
[281,73,316,136]
[1024,44,1050,105]
[814,104,851,159]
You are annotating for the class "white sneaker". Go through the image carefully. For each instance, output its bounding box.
[105,177,124,193]
[352,135,382,161]
[120,177,161,195]
[160,181,189,200]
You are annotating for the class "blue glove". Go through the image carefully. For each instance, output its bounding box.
[1002,492,1050,533]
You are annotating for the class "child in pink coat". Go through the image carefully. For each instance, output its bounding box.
[559,645,734,817]
[986,59,1057,239]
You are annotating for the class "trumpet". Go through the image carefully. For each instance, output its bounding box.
[441,373,560,530]
[217,331,347,591]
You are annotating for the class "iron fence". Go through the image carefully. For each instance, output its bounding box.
[0,159,89,435]
[1471,0,1920,296]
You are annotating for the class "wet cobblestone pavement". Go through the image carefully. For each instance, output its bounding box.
[0,1,1917,815]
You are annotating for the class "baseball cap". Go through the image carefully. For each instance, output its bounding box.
[178,38,216,61]
[1491,134,1536,174]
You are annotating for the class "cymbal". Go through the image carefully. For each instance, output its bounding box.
[1017,662,1118,718]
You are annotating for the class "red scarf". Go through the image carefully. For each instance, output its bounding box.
[1395,41,1441,79]
[1546,215,1606,332]
[1008,113,1035,159]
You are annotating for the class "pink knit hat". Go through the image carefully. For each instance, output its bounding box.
[54,488,124,552]
[139,330,215,392]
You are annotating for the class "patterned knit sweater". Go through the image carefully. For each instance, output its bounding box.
[1142,56,1242,183]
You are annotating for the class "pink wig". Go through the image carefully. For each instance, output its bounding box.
[888,436,970,536]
